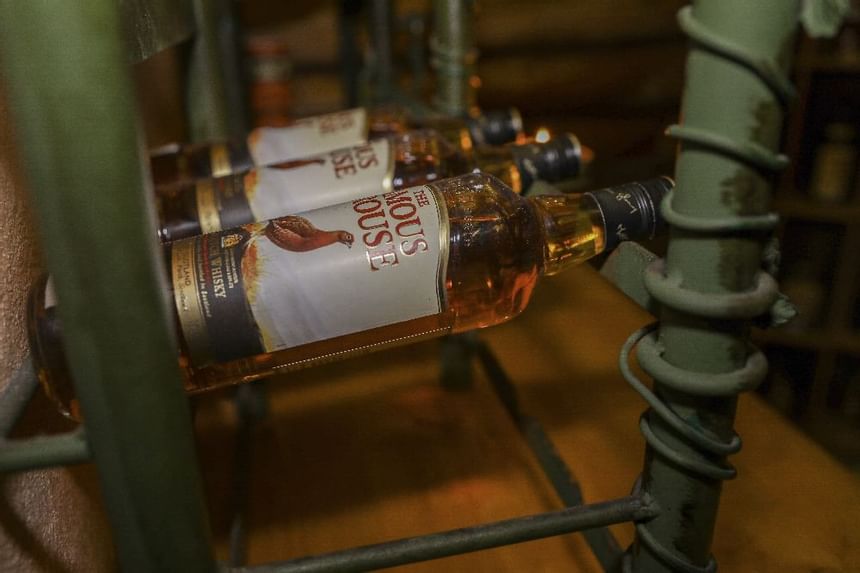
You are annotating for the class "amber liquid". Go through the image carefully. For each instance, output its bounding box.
[30,174,605,416]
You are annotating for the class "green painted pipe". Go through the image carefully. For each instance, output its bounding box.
[631,1,802,571]
[0,2,216,571]
[432,0,480,390]
[431,0,477,117]
[185,0,239,141]
[0,431,91,474]
[121,0,195,63]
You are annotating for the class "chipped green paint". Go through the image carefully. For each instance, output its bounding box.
[632,1,802,571]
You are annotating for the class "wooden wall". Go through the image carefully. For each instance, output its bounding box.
[242,0,688,185]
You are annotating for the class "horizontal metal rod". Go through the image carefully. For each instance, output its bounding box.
[0,358,39,437]
[0,428,90,473]
[231,496,656,573]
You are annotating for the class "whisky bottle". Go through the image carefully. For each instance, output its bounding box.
[29,173,671,418]
[150,108,369,187]
[156,130,582,242]
[151,106,524,187]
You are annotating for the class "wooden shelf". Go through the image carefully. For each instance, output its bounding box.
[803,409,860,469]
[798,50,860,74]
[772,196,860,225]
[754,327,860,355]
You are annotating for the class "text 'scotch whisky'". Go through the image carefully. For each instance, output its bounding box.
[156,130,583,242]
[30,173,672,418]
[151,107,524,188]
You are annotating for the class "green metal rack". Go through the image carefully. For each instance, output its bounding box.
[0,1,843,572]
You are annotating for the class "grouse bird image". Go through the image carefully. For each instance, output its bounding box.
[239,215,354,311]
[256,215,354,252]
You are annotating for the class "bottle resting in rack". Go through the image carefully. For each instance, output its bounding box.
[29,173,672,419]
[150,106,524,188]
[156,130,583,242]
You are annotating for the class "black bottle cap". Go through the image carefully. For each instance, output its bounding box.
[466,108,524,146]
[584,177,674,251]
[510,133,583,191]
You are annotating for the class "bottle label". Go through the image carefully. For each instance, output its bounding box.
[171,186,447,367]
[195,139,395,234]
[247,108,369,167]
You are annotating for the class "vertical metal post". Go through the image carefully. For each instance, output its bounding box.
[338,0,365,108]
[368,0,396,103]
[0,2,216,572]
[433,0,479,389]
[405,12,429,99]
[431,0,477,117]
[188,0,249,141]
[630,2,801,571]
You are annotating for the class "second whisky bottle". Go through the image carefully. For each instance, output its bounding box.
[156,130,583,242]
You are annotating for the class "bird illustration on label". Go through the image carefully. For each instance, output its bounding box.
[263,215,354,251]
[239,215,354,311]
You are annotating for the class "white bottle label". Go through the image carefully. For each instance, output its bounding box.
[247,108,369,166]
[171,185,447,367]
[194,139,394,234]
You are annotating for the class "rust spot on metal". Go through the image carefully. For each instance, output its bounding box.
[749,100,781,148]
[717,238,761,291]
[719,170,768,215]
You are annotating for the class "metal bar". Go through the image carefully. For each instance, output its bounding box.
[474,342,624,572]
[213,0,251,137]
[431,0,477,117]
[0,3,216,572]
[227,382,269,567]
[433,0,478,389]
[0,358,40,438]
[233,496,656,573]
[120,0,195,63]
[405,12,429,99]
[338,0,365,108]
[629,2,802,571]
[185,0,237,141]
[369,0,396,102]
[0,430,91,474]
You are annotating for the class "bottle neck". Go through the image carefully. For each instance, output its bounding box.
[528,194,606,276]
[529,177,671,276]
[475,135,583,194]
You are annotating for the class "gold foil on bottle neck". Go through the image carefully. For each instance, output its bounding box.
[195,179,222,234]
[209,143,233,178]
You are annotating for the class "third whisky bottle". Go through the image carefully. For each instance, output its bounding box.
[151,106,524,188]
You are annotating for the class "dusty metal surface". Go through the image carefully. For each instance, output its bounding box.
[431,0,478,117]
[625,2,805,571]
[231,496,657,573]
[120,0,195,63]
